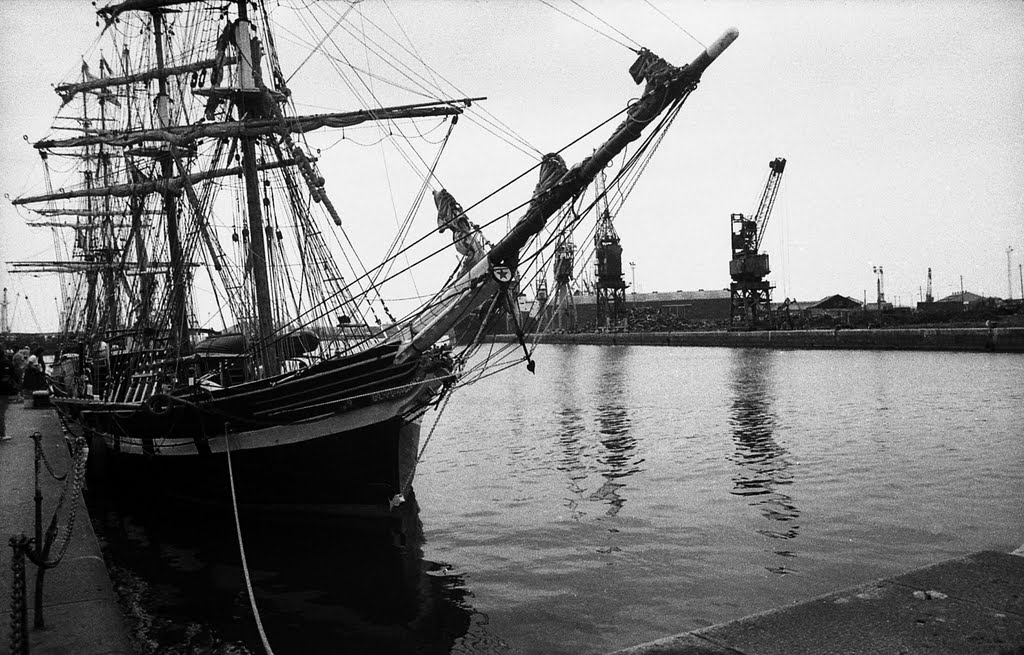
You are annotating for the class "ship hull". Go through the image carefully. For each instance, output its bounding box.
[84,415,422,512]
[53,343,450,513]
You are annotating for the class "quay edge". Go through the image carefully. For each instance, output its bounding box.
[606,549,1024,655]
[0,404,132,655]
[492,326,1024,352]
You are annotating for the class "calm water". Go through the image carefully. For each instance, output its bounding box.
[89,345,1024,654]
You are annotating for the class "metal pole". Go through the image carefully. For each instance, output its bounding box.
[31,432,45,629]
[1008,246,1015,300]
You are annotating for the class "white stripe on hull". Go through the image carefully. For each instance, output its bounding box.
[58,377,441,457]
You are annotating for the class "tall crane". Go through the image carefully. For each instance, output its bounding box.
[551,237,577,331]
[593,171,626,328]
[729,157,786,329]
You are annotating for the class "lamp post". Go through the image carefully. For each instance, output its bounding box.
[1008,246,1015,300]
[872,265,884,309]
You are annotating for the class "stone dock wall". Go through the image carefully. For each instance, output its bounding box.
[491,327,1024,352]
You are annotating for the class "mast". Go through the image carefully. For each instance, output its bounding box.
[81,68,99,338]
[98,93,119,335]
[152,9,189,354]
[236,0,278,376]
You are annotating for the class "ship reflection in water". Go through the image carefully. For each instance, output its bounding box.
[86,490,484,654]
[554,345,641,519]
[727,348,801,575]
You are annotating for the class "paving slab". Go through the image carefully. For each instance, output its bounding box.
[610,550,1024,655]
[0,402,132,655]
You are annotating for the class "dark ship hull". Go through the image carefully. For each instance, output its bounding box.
[53,342,451,511]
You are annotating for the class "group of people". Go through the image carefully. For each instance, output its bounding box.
[0,341,47,441]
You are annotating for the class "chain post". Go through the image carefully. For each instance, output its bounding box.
[8,535,29,655]
[30,431,46,630]
[31,433,42,563]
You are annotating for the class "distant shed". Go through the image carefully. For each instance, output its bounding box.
[573,289,732,324]
[809,294,862,311]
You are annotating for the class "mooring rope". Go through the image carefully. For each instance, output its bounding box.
[224,429,276,655]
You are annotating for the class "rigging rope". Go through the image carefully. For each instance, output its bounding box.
[639,0,707,49]
[373,117,456,297]
[538,0,639,53]
[255,100,634,351]
[285,0,361,84]
[568,0,642,51]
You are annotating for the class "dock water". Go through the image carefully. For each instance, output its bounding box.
[0,401,131,655]
[1,395,1021,654]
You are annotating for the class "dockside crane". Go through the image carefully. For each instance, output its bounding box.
[551,237,577,331]
[729,157,786,329]
[593,171,627,328]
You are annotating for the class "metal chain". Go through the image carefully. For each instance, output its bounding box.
[8,536,29,655]
[33,432,69,482]
[397,390,454,500]
[47,437,90,566]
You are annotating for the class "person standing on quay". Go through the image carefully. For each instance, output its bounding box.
[12,344,29,403]
[0,342,16,440]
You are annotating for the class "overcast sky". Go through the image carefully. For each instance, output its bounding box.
[1,0,1022,331]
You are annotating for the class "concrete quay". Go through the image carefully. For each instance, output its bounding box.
[610,549,1024,655]
[497,326,1024,352]
[0,401,131,655]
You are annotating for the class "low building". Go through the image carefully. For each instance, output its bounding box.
[571,289,732,326]
[807,294,864,317]
[919,291,986,314]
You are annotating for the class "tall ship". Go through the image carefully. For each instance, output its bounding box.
[9,0,737,512]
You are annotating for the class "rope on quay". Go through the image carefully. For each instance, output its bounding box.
[224,425,277,655]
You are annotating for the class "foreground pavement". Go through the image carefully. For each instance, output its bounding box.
[0,401,131,655]
[610,549,1024,655]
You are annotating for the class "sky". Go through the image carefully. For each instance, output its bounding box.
[1,0,1022,331]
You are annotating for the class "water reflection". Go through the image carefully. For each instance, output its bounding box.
[728,349,800,573]
[551,347,642,518]
[552,345,638,519]
[86,490,486,654]
[555,404,589,521]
